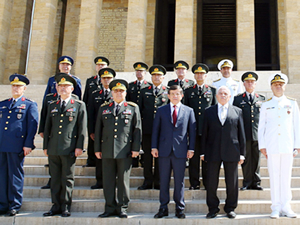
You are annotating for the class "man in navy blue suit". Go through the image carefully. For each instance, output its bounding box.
[0,74,39,216]
[151,85,196,219]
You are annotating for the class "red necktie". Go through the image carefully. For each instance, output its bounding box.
[173,105,177,126]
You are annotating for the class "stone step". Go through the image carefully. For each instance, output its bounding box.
[22,186,300,201]
[23,175,300,188]
[23,165,300,177]
[1,212,300,225]
[18,198,300,214]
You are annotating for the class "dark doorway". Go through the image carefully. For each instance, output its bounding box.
[153,0,175,71]
[255,0,280,70]
[197,0,236,71]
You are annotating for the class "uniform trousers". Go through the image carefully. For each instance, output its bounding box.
[87,136,96,165]
[267,153,293,213]
[0,152,24,211]
[48,155,76,212]
[102,157,132,213]
[142,134,160,186]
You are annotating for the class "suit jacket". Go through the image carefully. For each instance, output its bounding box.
[126,80,151,104]
[201,104,246,162]
[0,96,38,153]
[43,96,87,155]
[233,92,265,141]
[151,104,196,158]
[138,85,169,135]
[184,84,217,136]
[94,101,142,159]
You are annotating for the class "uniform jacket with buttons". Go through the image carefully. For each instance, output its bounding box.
[138,85,169,135]
[126,80,151,104]
[168,79,194,90]
[0,96,38,153]
[43,96,87,155]
[83,75,102,107]
[94,101,142,159]
[233,92,265,141]
[184,84,217,136]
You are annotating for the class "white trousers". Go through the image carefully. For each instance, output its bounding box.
[267,153,293,212]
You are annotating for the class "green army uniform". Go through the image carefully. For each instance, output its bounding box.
[43,75,87,214]
[127,80,151,104]
[94,79,142,215]
[138,65,169,189]
[233,72,265,190]
[168,79,194,90]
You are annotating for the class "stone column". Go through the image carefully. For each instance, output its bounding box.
[0,0,14,83]
[174,0,194,65]
[26,0,58,84]
[278,0,300,83]
[124,0,148,72]
[236,0,255,70]
[73,0,102,79]
[145,0,156,67]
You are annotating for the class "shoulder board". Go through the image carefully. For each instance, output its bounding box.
[233,78,239,82]
[129,81,135,85]
[46,93,55,97]
[50,100,59,105]
[0,98,10,103]
[127,102,137,107]
[92,89,101,94]
[101,101,110,107]
[236,93,243,97]
[25,98,35,102]
[213,78,221,82]
[266,98,272,102]
[209,85,216,90]
[186,85,194,89]
[287,96,296,101]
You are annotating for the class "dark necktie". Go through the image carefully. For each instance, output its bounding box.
[155,87,159,95]
[104,90,108,99]
[137,81,141,90]
[61,100,66,112]
[11,100,16,108]
[179,80,183,87]
[173,105,177,126]
[249,94,253,104]
[199,86,202,94]
[116,104,120,115]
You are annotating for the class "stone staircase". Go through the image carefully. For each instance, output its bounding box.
[1,72,300,224]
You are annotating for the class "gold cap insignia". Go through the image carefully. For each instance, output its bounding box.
[104,70,109,75]
[222,61,230,67]
[98,59,102,62]
[116,82,122,87]
[248,74,253,78]
[61,77,66,82]
[154,68,158,72]
[137,64,141,68]
[178,63,182,67]
[14,77,19,82]
[198,67,202,70]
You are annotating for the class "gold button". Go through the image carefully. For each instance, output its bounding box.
[60,120,63,122]
[7,116,10,119]
[278,133,281,135]
[4,127,7,130]
[278,116,280,118]
[138,91,140,94]
[199,112,201,115]
[278,124,280,126]
[199,96,202,99]
[6,122,8,124]
[115,117,118,120]
[21,136,24,138]
[251,115,254,117]
[154,110,156,113]
[9,111,11,113]
[155,101,157,103]
[61,114,64,117]
[115,123,118,125]
[252,120,254,122]
[251,110,254,113]
[59,125,62,128]
[199,107,201,109]
[199,102,201,104]
[58,131,61,134]
[114,129,117,132]
[114,135,117,138]
[278,108,281,110]
[155,105,157,108]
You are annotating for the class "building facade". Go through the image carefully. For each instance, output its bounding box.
[0,0,299,84]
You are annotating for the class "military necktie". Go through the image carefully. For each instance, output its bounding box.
[179,80,183,87]
[115,104,120,115]
[137,81,141,90]
[61,100,66,112]
[173,105,177,126]
[249,94,253,104]
[155,87,159,95]
[104,90,108,99]
[11,100,16,108]
[199,86,202,94]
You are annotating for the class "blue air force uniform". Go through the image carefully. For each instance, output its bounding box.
[0,74,38,214]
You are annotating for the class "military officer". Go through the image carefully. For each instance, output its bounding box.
[89,68,115,189]
[184,63,217,190]
[43,56,82,100]
[126,62,151,167]
[258,73,300,219]
[212,59,244,104]
[233,72,265,191]
[0,74,38,216]
[138,65,169,190]
[168,60,194,91]
[43,74,87,217]
[95,79,142,218]
[83,56,109,167]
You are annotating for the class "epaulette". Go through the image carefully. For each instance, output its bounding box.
[92,89,101,94]
[233,78,239,82]
[46,93,55,97]
[236,93,243,97]
[266,98,272,102]
[213,78,221,82]
[287,96,296,101]
[25,98,35,102]
[127,102,137,107]
[101,101,110,107]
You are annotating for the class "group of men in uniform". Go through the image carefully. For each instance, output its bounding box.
[0,54,299,219]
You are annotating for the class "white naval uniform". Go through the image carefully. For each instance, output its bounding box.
[212,77,244,104]
[258,95,300,213]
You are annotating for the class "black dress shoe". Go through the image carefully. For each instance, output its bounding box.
[0,210,7,216]
[189,185,200,190]
[5,209,19,217]
[137,184,152,190]
[61,210,71,217]
[98,212,116,218]
[82,163,96,168]
[153,184,160,190]
[44,164,49,168]
[118,212,128,218]
[227,211,236,219]
[206,212,218,218]
[175,209,185,219]
[240,186,250,191]
[251,185,263,190]
[43,210,61,216]
[91,183,103,189]
[41,184,50,189]
[154,208,168,218]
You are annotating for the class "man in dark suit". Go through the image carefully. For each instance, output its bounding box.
[88,68,115,189]
[201,86,246,219]
[233,72,265,191]
[0,74,38,216]
[184,63,217,190]
[43,74,87,217]
[138,65,169,190]
[94,79,142,218]
[168,60,194,90]
[82,56,109,167]
[152,85,196,219]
